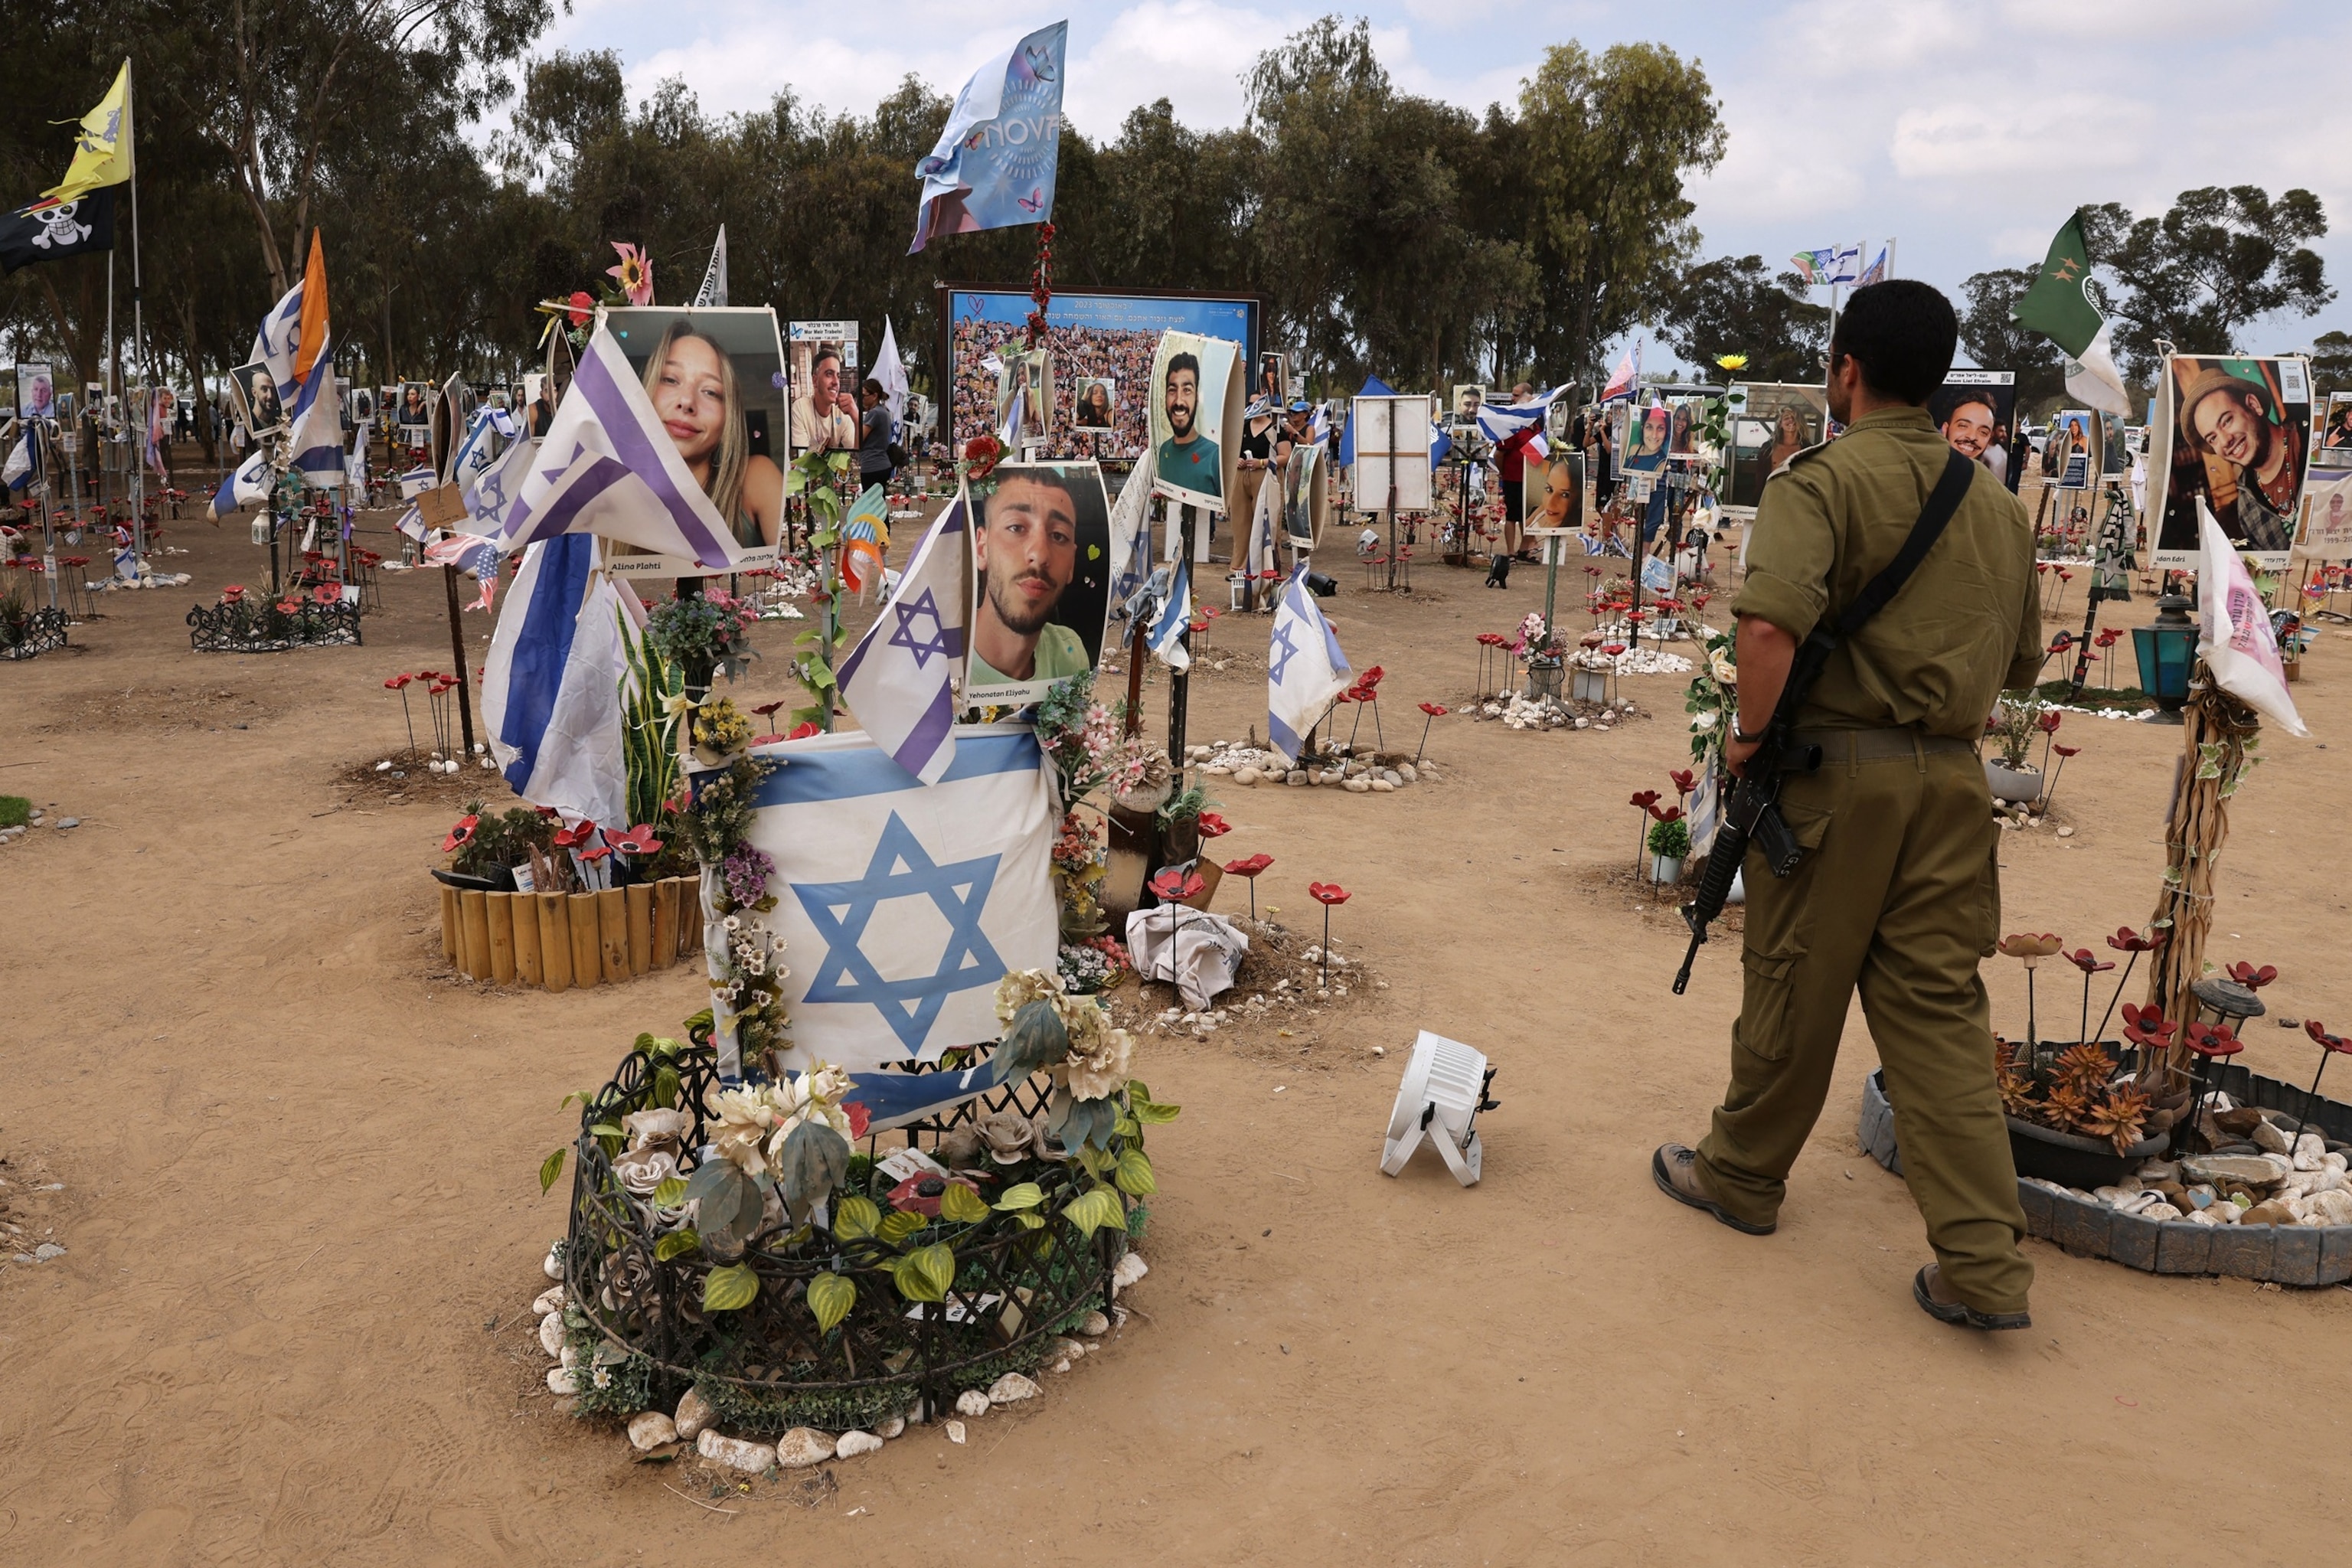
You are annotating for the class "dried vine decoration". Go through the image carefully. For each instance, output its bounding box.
[1024,220,1056,350]
[2139,678,2265,1090]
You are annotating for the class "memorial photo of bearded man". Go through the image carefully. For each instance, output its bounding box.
[1939,393,1996,466]
[969,468,1093,687]
[1155,351,1221,500]
[2179,368,2302,554]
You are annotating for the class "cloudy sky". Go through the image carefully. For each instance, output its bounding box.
[534,0,2352,362]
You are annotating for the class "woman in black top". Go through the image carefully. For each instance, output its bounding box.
[857,378,894,488]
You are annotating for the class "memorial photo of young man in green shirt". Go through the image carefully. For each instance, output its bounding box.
[966,462,1112,702]
[1153,347,1224,505]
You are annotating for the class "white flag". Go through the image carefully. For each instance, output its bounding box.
[874,318,911,427]
[2197,500,2306,737]
[1266,565,1351,763]
[693,226,727,307]
[835,495,968,784]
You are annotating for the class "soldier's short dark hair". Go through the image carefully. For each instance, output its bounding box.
[1830,280,1958,405]
[1167,352,1200,385]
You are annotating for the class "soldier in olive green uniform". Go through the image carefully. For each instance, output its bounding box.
[1655,280,2045,1330]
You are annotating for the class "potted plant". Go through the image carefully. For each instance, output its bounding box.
[645,589,759,698]
[1983,695,2046,803]
[435,802,558,892]
[691,697,753,769]
[1570,633,1611,704]
[1156,782,1214,864]
[1518,611,1566,701]
[1646,808,1690,884]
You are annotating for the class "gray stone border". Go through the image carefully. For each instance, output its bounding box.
[1857,1067,2352,1288]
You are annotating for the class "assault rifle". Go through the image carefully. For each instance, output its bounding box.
[1671,449,1977,995]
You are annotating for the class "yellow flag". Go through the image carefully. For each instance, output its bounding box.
[42,60,135,206]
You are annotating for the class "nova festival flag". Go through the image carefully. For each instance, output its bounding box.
[41,59,133,207]
[252,232,345,484]
[1266,564,1351,764]
[731,724,1059,1073]
[836,495,969,784]
[909,21,1068,253]
[497,325,743,570]
[2013,213,2133,418]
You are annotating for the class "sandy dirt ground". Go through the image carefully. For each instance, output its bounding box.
[2,492,2348,1566]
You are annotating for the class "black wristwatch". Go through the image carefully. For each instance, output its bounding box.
[1733,720,1770,744]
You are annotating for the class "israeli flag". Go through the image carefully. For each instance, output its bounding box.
[729,724,1058,1074]
[836,495,968,785]
[5,426,38,492]
[1266,564,1351,765]
[1105,456,1154,618]
[497,326,743,570]
[479,533,631,829]
[209,450,270,520]
[1147,559,1191,672]
[1475,386,1563,444]
[251,235,345,485]
[462,432,538,538]
[1824,241,1865,284]
[443,404,516,491]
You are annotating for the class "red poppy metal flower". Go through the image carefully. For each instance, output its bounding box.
[1601,642,1626,657]
[2184,1021,2242,1058]
[385,674,413,690]
[1628,790,1661,811]
[2053,743,2080,758]
[2107,926,2164,953]
[1196,812,1231,839]
[786,720,822,740]
[1151,866,1207,903]
[1648,803,1684,824]
[2121,1001,2177,1049]
[2307,1020,2351,1055]
[1359,665,1385,687]
[577,844,612,865]
[1419,702,1447,717]
[2036,710,2062,733]
[1308,882,1350,906]
[750,699,788,719]
[552,820,595,851]
[1668,769,1697,795]
[610,825,664,856]
[442,814,479,854]
[2225,962,2278,991]
[2065,948,2114,975]
[1223,853,1273,878]
[313,583,341,605]
[2047,632,2071,652]
[223,584,247,601]
[887,1172,976,1217]
[844,1100,871,1139]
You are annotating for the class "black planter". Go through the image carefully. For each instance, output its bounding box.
[2004,1115,2166,1191]
[432,866,514,893]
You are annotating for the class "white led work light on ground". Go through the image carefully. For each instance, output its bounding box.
[1380,1031,1499,1187]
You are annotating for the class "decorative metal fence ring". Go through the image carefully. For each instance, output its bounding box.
[563,1041,1129,1419]
[1859,1060,2352,1287]
[0,606,70,660]
[187,598,364,653]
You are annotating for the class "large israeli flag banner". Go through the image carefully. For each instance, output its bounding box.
[730,724,1057,1076]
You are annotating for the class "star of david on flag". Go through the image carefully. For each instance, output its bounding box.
[727,725,1057,1073]
[1266,564,1351,765]
[838,493,969,784]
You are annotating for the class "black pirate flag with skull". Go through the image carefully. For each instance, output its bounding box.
[0,188,116,274]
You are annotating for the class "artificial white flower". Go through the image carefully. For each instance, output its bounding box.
[1692,710,1718,731]
[994,966,1065,1025]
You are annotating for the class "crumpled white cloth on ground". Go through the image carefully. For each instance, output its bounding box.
[1124,905,1249,1011]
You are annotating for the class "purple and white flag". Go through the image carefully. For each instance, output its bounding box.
[836,495,969,785]
[495,326,742,570]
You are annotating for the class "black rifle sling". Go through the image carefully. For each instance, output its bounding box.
[1827,447,1978,644]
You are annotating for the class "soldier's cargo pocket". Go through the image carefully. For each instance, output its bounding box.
[1735,803,1833,1063]
[1972,820,2001,956]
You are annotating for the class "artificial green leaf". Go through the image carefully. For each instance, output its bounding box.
[1132,1097,1182,1124]
[683,1007,715,1035]
[538,1147,567,1194]
[634,1031,658,1054]
[776,1119,850,1217]
[832,1194,882,1241]
[908,1241,956,1295]
[807,1271,856,1333]
[652,1177,688,1208]
[1114,1148,1158,1197]
[784,467,808,496]
[1114,1113,1141,1138]
[992,1181,1045,1211]
[703,1262,760,1312]
[938,1182,991,1224]
[652,1066,681,1111]
[587,1122,624,1139]
[889,1253,946,1303]
[654,1229,701,1261]
[1060,1187,1125,1240]
[877,1210,926,1246]
[1011,1211,1045,1230]
[1075,1140,1112,1179]
[992,998,1071,1085]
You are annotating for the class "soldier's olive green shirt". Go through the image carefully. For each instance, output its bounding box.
[1733,406,2042,741]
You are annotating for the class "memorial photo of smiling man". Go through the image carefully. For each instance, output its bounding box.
[1155,351,1221,501]
[969,465,1099,691]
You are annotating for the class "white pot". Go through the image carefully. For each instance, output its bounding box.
[1572,668,1609,704]
[1984,760,2043,803]
[1650,854,1685,885]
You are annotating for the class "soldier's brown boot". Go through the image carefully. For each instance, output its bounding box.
[1651,1143,1775,1236]
[1913,1264,2031,1331]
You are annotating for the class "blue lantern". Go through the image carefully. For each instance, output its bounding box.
[2130,592,2197,723]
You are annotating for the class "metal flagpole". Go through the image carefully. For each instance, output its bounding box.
[105,249,116,534]
[128,55,148,573]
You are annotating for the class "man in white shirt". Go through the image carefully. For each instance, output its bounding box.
[791,345,858,454]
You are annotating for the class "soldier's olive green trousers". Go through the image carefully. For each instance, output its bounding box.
[1695,731,2034,1316]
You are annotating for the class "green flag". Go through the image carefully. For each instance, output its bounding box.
[2012,214,2132,417]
